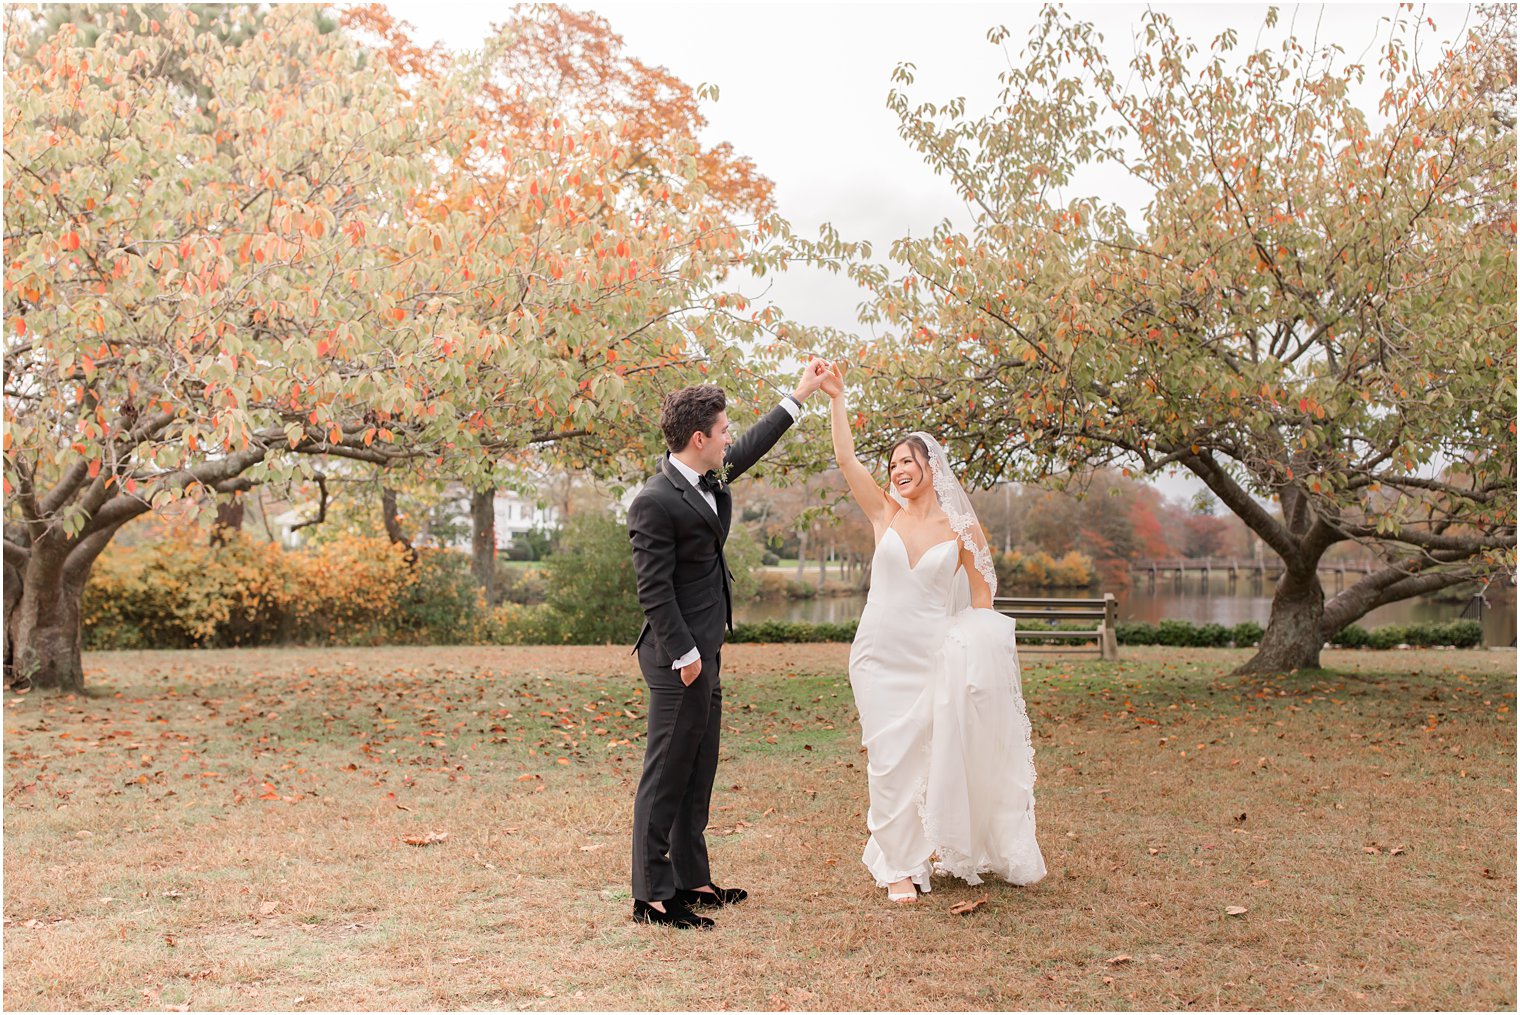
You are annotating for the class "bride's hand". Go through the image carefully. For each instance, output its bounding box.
[820,362,846,399]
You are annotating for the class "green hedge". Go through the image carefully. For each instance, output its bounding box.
[729,619,858,643]
[1328,620,1484,649]
[683,617,1486,648]
[1115,620,1264,648]
[1115,618,1482,649]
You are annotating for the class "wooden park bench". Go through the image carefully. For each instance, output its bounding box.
[992,594,1119,661]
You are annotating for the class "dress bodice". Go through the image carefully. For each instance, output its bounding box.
[866,527,961,613]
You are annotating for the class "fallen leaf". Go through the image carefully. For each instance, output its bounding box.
[578,843,605,852]
[1225,905,1248,916]
[1106,954,1133,965]
[1390,845,1406,856]
[949,894,988,915]
[401,831,449,847]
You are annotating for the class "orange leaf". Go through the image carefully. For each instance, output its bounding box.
[949,894,989,915]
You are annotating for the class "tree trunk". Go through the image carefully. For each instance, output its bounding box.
[381,486,417,566]
[1235,564,1326,674]
[471,488,496,602]
[8,552,86,692]
[795,530,807,582]
[210,495,245,546]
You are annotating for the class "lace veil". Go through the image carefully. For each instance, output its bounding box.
[887,432,998,599]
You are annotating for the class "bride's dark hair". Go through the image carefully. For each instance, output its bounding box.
[886,435,931,475]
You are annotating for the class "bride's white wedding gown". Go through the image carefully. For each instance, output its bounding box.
[848,526,1046,891]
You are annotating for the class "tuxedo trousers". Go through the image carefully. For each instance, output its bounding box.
[631,641,722,902]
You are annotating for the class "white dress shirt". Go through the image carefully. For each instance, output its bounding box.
[667,396,802,671]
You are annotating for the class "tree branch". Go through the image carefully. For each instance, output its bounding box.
[1181,451,1298,559]
[3,539,30,570]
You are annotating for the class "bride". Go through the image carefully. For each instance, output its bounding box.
[820,363,1045,903]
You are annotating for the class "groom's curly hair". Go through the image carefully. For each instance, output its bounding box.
[660,384,726,452]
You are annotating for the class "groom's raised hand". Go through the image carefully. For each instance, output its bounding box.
[791,356,829,403]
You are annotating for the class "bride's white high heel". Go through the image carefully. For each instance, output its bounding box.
[886,878,918,903]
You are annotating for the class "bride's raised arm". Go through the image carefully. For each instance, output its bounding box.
[822,364,892,527]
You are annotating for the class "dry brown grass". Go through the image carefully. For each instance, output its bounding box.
[4,643,1514,1011]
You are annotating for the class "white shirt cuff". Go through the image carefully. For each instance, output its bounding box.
[671,646,700,670]
[779,395,802,421]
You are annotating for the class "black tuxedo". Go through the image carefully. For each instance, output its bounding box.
[626,403,797,902]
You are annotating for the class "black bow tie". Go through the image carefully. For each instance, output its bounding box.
[697,470,723,494]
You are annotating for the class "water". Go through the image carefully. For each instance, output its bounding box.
[739,572,1516,647]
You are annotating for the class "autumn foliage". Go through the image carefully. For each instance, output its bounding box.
[813,5,1516,672]
[3,5,800,690]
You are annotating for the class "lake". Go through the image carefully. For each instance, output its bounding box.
[738,571,1516,647]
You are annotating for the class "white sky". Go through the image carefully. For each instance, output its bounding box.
[383,2,1474,499]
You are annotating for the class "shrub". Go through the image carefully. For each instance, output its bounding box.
[729,620,858,643]
[994,549,1096,589]
[85,532,449,648]
[1155,619,1197,647]
[1430,620,1483,648]
[1229,621,1265,647]
[282,537,420,645]
[1115,621,1157,645]
[1330,624,1370,648]
[481,602,563,645]
[541,511,644,644]
[505,526,555,562]
[493,563,548,606]
[391,549,485,644]
[1196,623,1230,648]
[723,525,766,603]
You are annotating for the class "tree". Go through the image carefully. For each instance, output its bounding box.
[3,7,798,690]
[815,5,1515,672]
[341,5,780,595]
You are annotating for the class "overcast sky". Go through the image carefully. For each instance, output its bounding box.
[383,2,1473,499]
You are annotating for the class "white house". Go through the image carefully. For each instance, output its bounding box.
[486,487,559,546]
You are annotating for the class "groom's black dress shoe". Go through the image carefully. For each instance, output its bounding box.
[675,884,748,909]
[632,898,714,930]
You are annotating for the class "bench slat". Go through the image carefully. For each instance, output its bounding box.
[1014,629,1104,640]
[995,597,1110,607]
[998,610,1107,621]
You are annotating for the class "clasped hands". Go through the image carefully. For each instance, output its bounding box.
[792,356,848,403]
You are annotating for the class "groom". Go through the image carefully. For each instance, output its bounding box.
[626,361,827,929]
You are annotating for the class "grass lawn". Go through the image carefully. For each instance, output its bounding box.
[4,644,1514,1011]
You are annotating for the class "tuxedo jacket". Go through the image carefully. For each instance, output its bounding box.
[628,404,796,667]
